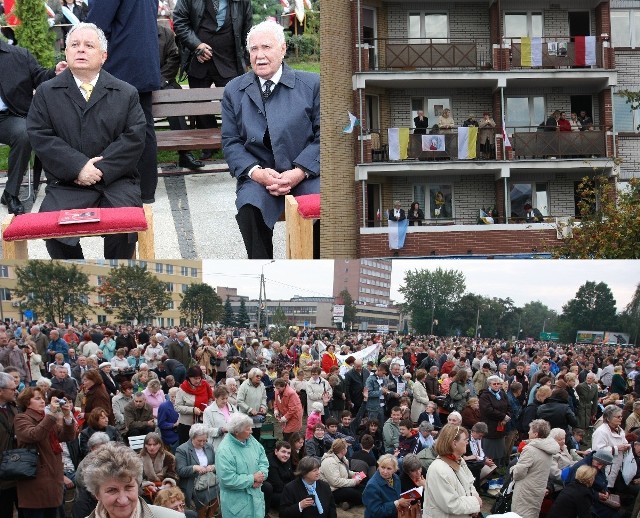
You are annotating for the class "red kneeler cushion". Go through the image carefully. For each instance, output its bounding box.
[295,194,320,219]
[3,207,148,241]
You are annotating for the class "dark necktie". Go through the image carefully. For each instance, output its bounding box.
[262,80,274,100]
[211,0,219,14]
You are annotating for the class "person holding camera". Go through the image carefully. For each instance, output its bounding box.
[15,387,77,516]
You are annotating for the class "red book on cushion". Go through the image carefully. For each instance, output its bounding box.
[3,207,147,241]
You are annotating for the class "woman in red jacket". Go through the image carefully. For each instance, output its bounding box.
[321,344,338,374]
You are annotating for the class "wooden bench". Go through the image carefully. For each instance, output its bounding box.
[1,206,155,259]
[151,87,224,153]
[285,193,320,259]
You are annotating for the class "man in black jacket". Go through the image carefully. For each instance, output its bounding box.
[344,359,368,410]
[0,40,65,214]
[0,371,19,518]
[264,441,295,511]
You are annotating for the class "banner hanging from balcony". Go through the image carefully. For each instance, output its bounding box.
[457,127,478,159]
[388,128,410,160]
[388,219,409,250]
[574,36,596,66]
[520,37,542,67]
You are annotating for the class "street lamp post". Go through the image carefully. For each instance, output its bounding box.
[542,317,549,335]
[430,300,436,335]
[257,260,275,331]
[475,306,481,338]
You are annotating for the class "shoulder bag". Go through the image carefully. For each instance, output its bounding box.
[0,448,39,480]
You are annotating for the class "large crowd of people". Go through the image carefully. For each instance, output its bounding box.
[0,321,639,518]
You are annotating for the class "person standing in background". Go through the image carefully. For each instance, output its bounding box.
[87,0,161,204]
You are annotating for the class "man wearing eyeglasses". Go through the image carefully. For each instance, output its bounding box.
[0,371,18,517]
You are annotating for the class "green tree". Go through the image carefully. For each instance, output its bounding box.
[14,0,56,67]
[14,260,93,323]
[179,283,223,328]
[559,281,618,343]
[337,289,357,328]
[398,268,466,335]
[97,265,171,324]
[222,296,235,327]
[552,176,640,258]
[270,305,290,345]
[236,299,250,328]
[518,301,558,339]
[620,282,640,345]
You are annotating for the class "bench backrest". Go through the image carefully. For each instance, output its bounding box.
[151,87,224,118]
[128,435,146,451]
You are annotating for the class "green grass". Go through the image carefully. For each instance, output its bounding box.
[0,60,318,171]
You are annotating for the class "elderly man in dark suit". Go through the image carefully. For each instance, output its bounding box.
[0,41,65,215]
[26,23,146,259]
[413,110,429,135]
[222,20,320,259]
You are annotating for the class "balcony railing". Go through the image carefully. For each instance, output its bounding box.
[505,36,604,69]
[366,127,608,163]
[359,36,609,72]
[511,127,607,159]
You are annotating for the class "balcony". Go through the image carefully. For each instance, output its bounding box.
[511,128,608,159]
[364,127,609,164]
[360,36,612,72]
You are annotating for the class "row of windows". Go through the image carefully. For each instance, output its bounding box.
[359,268,391,280]
[359,297,389,305]
[361,259,392,271]
[361,277,391,289]
[359,286,388,296]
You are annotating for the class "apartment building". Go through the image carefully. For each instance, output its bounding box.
[324,0,634,258]
[333,258,393,305]
[0,260,202,326]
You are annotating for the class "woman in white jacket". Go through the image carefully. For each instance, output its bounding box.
[424,424,482,518]
[202,385,237,450]
[144,336,165,370]
[319,439,365,510]
[591,404,631,488]
[411,369,430,423]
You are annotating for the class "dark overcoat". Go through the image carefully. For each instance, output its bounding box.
[87,0,161,92]
[15,409,76,509]
[222,64,320,228]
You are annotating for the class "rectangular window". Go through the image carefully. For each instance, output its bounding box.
[409,12,448,43]
[166,264,174,275]
[158,318,165,327]
[506,96,545,133]
[98,315,107,323]
[0,265,8,278]
[139,261,147,270]
[181,266,189,277]
[0,288,10,301]
[413,184,454,220]
[109,259,118,267]
[182,284,189,293]
[191,268,198,277]
[611,10,640,48]
[504,12,543,38]
[510,182,549,218]
[365,94,380,131]
[155,263,163,273]
[167,300,174,310]
[166,282,173,292]
[614,91,640,132]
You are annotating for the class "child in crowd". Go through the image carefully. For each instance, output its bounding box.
[305,401,324,439]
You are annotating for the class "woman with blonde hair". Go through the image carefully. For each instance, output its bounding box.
[195,335,217,378]
[423,424,482,518]
[154,486,197,517]
[362,454,412,518]
[319,438,365,510]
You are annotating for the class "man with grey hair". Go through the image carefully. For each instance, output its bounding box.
[222,20,320,259]
[30,325,49,373]
[27,22,146,259]
[51,364,79,402]
[167,330,192,368]
[575,371,599,429]
[237,367,267,440]
[0,371,18,516]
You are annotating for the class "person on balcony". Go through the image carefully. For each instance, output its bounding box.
[545,110,560,131]
[388,201,406,222]
[463,114,479,128]
[523,202,544,223]
[438,108,455,133]
[569,113,582,132]
[413,110,429,135]
[478,112,496,159]
[578,110,593,131]
[408,202,424,227]
[558,112,572,132]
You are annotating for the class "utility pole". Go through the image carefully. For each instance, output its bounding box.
[257,260,274,331]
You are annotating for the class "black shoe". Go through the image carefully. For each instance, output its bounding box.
[178,152,205,170]
[200,150,213,160]
[1,192,25,215]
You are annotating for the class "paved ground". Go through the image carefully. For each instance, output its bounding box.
[0,162,286,259]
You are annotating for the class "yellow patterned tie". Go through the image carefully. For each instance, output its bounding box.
[80,83,93,101]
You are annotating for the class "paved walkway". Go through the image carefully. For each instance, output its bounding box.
[0,162,286,259]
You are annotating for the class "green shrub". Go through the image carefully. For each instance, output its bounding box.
[14,0,56,67]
